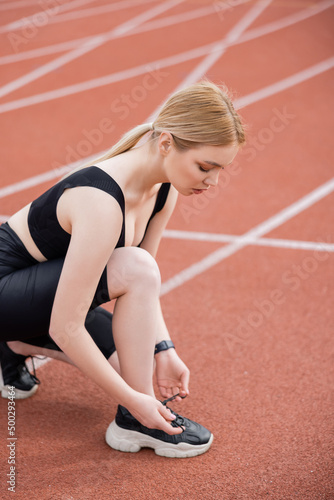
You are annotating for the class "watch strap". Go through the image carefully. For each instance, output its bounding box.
[154,340,175,355]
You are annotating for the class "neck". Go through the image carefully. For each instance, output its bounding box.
[118,140,169,191]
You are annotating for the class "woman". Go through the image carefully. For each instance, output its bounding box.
[0,81,245,458]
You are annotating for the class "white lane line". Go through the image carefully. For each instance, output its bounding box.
[160,177,334,295]
[154,0,272,100]
[0,0,71,10]
[0,0,184,100]
[0,41,230,113]
[240,178,334,241]
[237,0,334,47]
[163,229,334,253]
[131,0,250,37]
[1,213,332,252]
[0,0,269,201]
[235,56,334,109]
[42,0,245,30]
[0,1,267,198]
[1,50,332,119]
[0,152,94,199]
[0,0,328,67]
[0,1,270,226]
[0,0,64,10]
[0,38,95,66]
[0,42,105,100]
[1,55,333,199]
[3,2,332,367]
[247,237,334,252]
[0,0,98,31]
[0,6,332,113]
[5,212,334,374]
[0,3,219,66]
[0,0,156,28]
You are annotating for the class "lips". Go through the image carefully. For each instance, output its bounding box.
[192,189,206,194]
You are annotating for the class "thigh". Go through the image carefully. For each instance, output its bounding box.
[0,259,111,342]
[0,259,64,341]
[0,222,112,343]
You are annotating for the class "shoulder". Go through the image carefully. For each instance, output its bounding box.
[61,185,124,234]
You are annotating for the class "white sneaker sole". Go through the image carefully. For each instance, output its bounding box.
[1,384,38,399]
[105,420,213,458]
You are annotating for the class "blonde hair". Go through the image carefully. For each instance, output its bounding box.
[65,81,245,176]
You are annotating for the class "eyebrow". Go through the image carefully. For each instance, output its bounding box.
[203,160,223,168]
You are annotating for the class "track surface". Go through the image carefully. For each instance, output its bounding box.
[0,1,333,499]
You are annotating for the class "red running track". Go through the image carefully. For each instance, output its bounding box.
[0,0,333,498]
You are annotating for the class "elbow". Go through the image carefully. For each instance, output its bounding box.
[48,326,67,350]
[49,320,78,350]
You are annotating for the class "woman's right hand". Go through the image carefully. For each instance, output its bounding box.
[126,393,183,435]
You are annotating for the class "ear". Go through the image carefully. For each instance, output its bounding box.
[158,131,173,156]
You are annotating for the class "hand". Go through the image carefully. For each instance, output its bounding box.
[155,348,190,401]
[126,393,183,435]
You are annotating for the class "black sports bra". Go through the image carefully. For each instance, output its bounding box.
[28,166,171,260]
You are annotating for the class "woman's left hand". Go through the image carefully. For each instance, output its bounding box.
[155,348,190,401]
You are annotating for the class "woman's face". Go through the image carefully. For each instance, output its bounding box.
[160,135,239,196]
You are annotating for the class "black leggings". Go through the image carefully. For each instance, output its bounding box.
[0,223,116,359]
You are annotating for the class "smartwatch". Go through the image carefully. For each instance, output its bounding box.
[154,340,175,355]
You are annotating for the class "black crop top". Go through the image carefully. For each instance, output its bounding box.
[28,166,171,260]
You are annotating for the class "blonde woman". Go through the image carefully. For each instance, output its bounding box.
[0,81,245,458]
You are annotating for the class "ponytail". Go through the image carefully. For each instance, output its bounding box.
[61,123,153,179]
[91,122,153,164]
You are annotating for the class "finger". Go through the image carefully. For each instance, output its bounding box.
[159,403,175,421]
[172,387,182,402]
[180,370,190,396]
[158,386,169,398]
[164,424,183,435]
[161,388,174,399]
[158,381,173,395]
[158,406,183,435]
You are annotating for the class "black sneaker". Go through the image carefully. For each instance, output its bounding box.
[105,396,213,458]
[0,342,40,399]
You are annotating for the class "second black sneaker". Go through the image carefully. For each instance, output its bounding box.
[105,400,213,458]
[0,342,40,399]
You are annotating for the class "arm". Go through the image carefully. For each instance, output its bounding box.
[49,187,180,433]
[139,186,190,400]
[139,185,178,259]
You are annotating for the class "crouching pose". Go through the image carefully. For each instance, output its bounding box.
[0,81,245,458]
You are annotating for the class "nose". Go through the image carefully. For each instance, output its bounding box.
[204,169,220,187]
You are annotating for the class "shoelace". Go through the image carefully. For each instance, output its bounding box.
[162,393,187,405]
[162,393,187,429]
[23,356,41,385]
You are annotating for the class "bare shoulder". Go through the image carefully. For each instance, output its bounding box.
[58,185,123,239]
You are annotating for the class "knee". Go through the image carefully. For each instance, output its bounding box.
[123,248,161,290]
[107,247,161,297]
